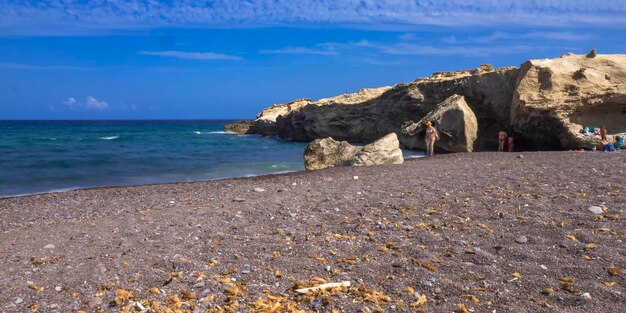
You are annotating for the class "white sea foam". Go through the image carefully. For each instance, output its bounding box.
[208,131,237,135]
[99,135,119,140]
[193,131,237,135]
[0,187,80,199]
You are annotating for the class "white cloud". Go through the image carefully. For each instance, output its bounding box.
[0,63,87,70]
[1,1,624,35]
[64,97,77,107]
[140,50,241,60]
[260,47,339,56]
[85,96,109,110]
[63,96,109,110]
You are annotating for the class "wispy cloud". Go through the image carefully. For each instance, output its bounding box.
[443,31,592,44]
[260,47,338,56]
[262,39,534,59]
[378,44,534,57]
[140,51,241,60]
[1,1,624,36]
[0,63,87,70]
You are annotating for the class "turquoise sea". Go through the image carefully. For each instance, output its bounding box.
[0,120,423,197]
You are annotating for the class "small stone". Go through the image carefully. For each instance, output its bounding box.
[517,154,524,159]
[15,297,23,304]
[581,292,592,300]
[434,288,442,294]
[233,197,245,202]
[88,297,102,308]
[402,225,414,231]
[515,236,528,244]
[588,206,604,214]
[55,286,63,292]
[540,264,548,270]
[44,244,55,249]
[353,176,359,180]
[253,188,265,192]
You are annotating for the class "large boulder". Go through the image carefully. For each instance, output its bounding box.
[350,133,405,166]
[303,137,360,171]
[511,52,626,149]
[224,120,255,134]
[400,95,478,152]
[304,133,403,170]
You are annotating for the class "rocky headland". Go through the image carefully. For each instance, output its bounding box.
[232,52,626,152]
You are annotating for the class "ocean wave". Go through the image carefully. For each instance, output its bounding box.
[194,130,237,135]
[99,135,119,140]
[208,131,237,135]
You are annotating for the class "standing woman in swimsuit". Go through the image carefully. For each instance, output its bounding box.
[425,121,438,156]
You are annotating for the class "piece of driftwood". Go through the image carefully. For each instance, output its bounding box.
[295,281,351,294]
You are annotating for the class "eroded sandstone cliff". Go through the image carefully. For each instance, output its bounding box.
[251,52,626,151]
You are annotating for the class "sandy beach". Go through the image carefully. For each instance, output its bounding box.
[1,152,624,312]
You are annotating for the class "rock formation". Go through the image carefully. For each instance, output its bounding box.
[401,95,478,152]
[511,53,626,149]
[224,120,255,134]
[304,133,403,170]
[252,53,626,151]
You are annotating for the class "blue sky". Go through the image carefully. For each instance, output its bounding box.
[1,1,625,119]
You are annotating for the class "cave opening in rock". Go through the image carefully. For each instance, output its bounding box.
[570,102,626,134]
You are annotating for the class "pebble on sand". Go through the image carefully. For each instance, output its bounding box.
[587,206,604,215]
[44,244,55,249]
[515,236,528,244]
[253,188,266,192]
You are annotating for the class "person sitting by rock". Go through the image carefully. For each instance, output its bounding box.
[498,130,507,152]
[614,136,623,151]
[602,138,616,152]
[600,125,608,141]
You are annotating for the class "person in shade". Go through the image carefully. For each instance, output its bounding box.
[507,137,514,152]
[424,121,438,156]
[614,136,623,150]
[600,126,608,141]
[498,130,507,152]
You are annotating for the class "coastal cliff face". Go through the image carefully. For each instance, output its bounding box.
[252,53,626,151]
[511,53,626,149]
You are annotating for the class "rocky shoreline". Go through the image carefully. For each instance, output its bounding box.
[228,52,626,153]
[1,152,624,312]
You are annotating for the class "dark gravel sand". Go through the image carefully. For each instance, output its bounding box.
[1,152,624,312]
